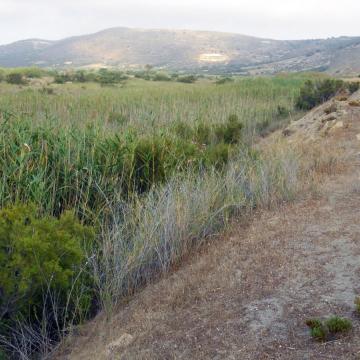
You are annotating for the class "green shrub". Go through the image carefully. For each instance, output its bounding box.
[276,105,288,118]
[177,75,197,84]
[97,69,128,85]
[134,71,151,80]
[295,79,344,110]
[306,316,352,342]
[152,73,171,82]
[325,316,352,333]
[6,72,27,85]
[0,69,4,83]
[215,114,243,144]
[54,73,71,84]
[74,70,87,83]
[305,318,328,341]
[0,204,95,337]
[205,143,230,168]
[348,82,360,94]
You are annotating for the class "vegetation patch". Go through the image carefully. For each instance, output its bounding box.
[0,204,95,356]
[295,79,359,110]
[349,100,360,107]
[0,73,317,358]
[306,316,352,342]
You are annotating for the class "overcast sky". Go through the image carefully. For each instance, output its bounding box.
[1,0,360,45]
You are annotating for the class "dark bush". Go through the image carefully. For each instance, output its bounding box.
[54,73,72,84]
[177,75,197,84]
[348,82,360,94]
[295,79,344,110]
[306,316,352,342]
[276,105,289,118]
[97,69,128,85]
[215,114,243,144]
[74,70,87,83]
[6,72,27,85]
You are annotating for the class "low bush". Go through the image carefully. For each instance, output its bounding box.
[97,69,128,86]
[296,79,360,110]
[0,204,95,357]
[152,73,171,82]
[54,73,72,84]
[348,82,360,94]
[215,114,243,144]
[295,79,343,110]
[325,316,352,333]
[6,73,27,85]
[177,75,197,84]
[306,316,352,342]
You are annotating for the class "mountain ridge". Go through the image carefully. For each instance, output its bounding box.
[1,27,360,75]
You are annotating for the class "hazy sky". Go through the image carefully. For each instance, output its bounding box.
[1,0,360,45]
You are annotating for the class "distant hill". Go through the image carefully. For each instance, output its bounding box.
[1,27,360,75]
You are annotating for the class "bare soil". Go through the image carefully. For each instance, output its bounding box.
[58,93,360,360]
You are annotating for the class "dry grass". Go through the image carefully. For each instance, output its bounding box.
[56,114,360,360]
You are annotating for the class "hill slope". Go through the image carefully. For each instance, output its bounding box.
[1,27,360,74]
[56,91,360,359]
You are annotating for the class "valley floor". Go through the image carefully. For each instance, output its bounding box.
[58,95,360,360]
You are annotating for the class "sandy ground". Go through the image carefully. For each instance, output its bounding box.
[57,93,360,360]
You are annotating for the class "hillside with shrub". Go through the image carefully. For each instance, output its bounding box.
[1,71,360,359]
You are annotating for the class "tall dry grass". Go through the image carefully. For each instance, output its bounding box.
[93,137,334,315]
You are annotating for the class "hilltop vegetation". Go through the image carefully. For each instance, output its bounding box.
[0,71,342,359]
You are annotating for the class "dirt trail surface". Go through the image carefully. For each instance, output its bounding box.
[60,92,360,360]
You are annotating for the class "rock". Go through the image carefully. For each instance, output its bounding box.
[356,134,360,141]
[106,333,134,355]
[332,121,343,129]
[321,115,337,123]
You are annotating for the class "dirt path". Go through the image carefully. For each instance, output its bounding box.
[61,94,360,360]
